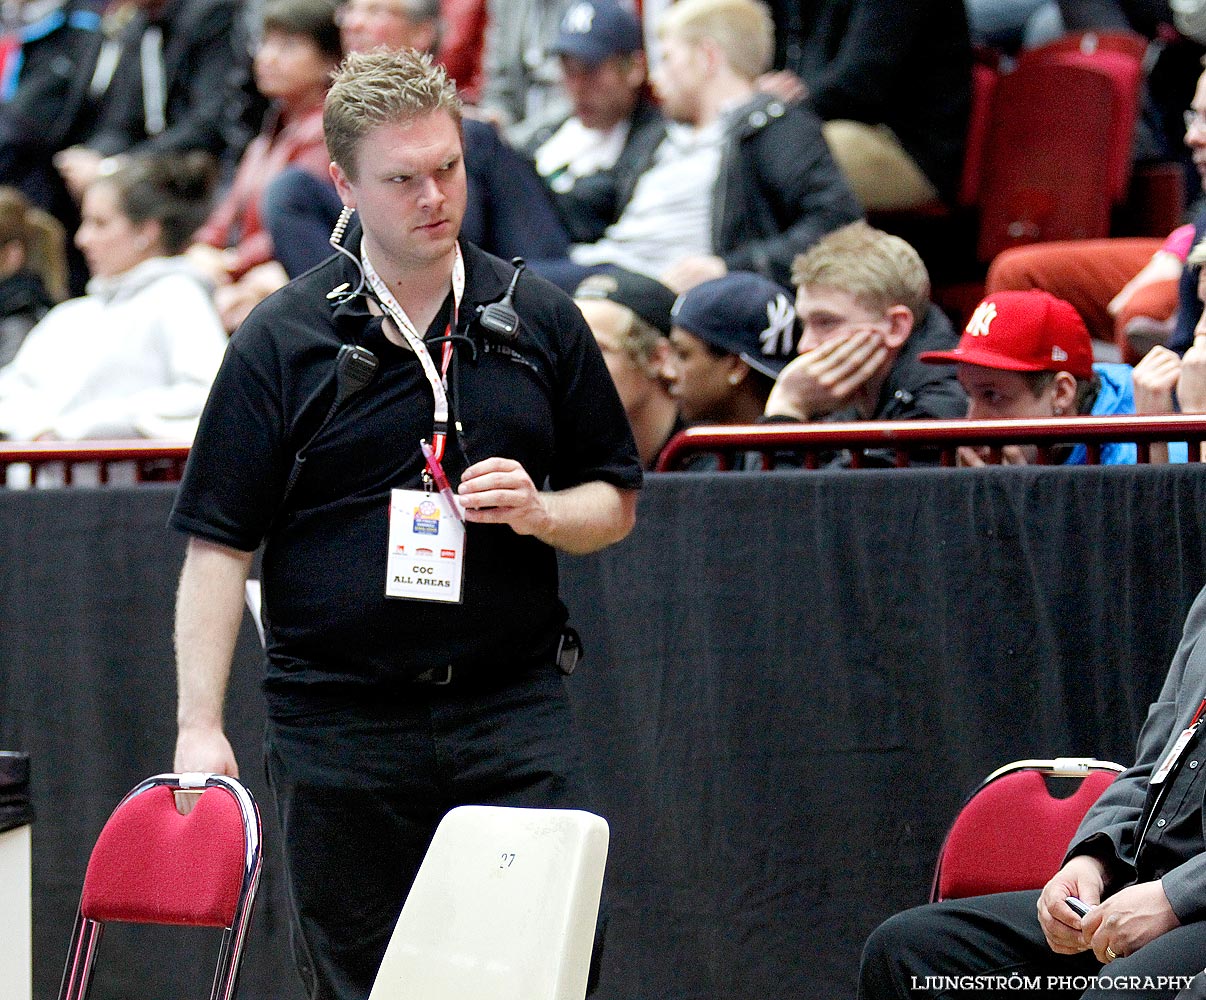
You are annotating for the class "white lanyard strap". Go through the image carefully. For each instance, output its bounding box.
[361,243,465,460]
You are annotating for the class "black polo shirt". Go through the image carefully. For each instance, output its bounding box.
[171,239,641,711]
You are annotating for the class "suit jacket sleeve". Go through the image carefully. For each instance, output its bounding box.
[1064,587,1206,920]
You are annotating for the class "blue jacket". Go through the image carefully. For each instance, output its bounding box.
[1066,362,1187,465]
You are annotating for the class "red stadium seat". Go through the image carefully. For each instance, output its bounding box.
[1016,33,1145,203]
[930,758,1124,903]
[58,773,263,1000]
[976,60,1122,261]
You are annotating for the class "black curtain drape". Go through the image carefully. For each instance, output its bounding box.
[3,465,1205,1000]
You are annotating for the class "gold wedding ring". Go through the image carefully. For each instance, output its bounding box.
[1105,945,1117,961]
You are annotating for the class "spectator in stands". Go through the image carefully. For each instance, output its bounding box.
[259,0,570,280]
[52,0,257,202]
[188,0,342,331]
[662,271,798,425]
[336,0,439,55]
[573,268,681,468]
[548,0,860,295]
[1131,237,1206,460]
[0,154,227,442]
[762,221,967,425]
[0,0,104,292]
[859,578,1206,1000]
[0,187,68,369]
[918,288,1185,464]
[337,0,483,101]
[766,0,973,212]
[524,0,667,244]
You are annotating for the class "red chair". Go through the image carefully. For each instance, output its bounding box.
[58,772,263,1000]
[975,60,1121,262]
[931,758,1124,902]
[1016,33,1145,204]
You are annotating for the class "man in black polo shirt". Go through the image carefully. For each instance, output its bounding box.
[169,48,641,1000]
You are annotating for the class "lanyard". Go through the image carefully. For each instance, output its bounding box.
[361,243,465,463]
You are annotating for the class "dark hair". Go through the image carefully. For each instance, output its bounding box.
[1021,369,1101,414]
[104,152,218,255]
[262,0,343,60]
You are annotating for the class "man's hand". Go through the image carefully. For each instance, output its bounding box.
[956,445,1032,466]
[1081,880,1180,964]
[457,462,636,554]
[458,457,552,536]
[53,146,105,200]
[1037,855,1108,954]
[763,329,887,420]
[661,255,728,295]
[1178,336,1206,414]
[756,69,808,103]
[1132,345,1182,416]
[174,725,239,778]
[215,262,289,333]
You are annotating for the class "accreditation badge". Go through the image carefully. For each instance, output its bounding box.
[1151,723,1200,785]
[385,488,466,603]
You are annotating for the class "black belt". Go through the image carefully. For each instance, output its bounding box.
[407,630,583,687]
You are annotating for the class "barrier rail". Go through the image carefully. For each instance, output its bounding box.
[0,442,190,487]
[655,415,1206,471]
[6,418,1206,484]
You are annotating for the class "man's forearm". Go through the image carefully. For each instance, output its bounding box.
[535,482,638,555]
[174,536,254,733]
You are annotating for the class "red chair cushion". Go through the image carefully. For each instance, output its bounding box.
[936,768,1118,901]
[81,785,246,927]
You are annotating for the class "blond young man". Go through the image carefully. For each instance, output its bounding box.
[763,220,966,424]
[170,48,640,1000]
[567,0,859,293]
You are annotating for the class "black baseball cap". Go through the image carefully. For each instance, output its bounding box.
[670,272,799,378]
[574,268,677,335]
[551,0,643,64]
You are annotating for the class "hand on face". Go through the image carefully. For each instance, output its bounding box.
[764,328,887,420]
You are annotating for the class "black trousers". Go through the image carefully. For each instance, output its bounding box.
[264,662,604,1000]
[859,890,1206,1000]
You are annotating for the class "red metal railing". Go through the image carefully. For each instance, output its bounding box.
[0,441,191,486]
[655,415,1206,471]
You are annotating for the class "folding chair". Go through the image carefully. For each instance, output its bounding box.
[58,772,263,1000]
[931,757,1124,902]
[369,805,609,1000]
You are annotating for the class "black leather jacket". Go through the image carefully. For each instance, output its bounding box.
[525,94,667,244]
[712,92,862,289]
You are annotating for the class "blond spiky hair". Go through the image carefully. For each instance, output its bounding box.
[324,48,462,178]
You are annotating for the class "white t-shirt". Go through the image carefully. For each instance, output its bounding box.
[534,117,631,194]
[570,119,723,278]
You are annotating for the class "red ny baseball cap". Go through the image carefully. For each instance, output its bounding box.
[919,290,1094,380]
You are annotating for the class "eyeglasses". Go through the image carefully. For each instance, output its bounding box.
[1185,109,1206,133]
